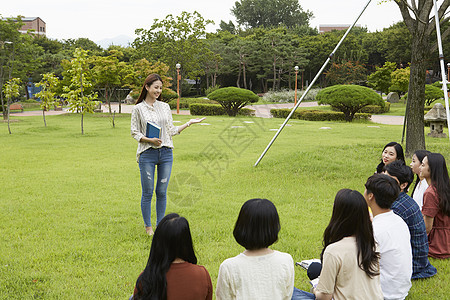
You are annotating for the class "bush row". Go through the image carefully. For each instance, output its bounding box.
[190,103,255,116]
[168,98,218,110]
[270,108,371,121]
[359,102,390,114]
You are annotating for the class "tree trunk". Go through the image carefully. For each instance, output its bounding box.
[7,99,11,134]
[236,62,242,88]
[43,109,47,127]
[405,33,428,156]
[243,62,247,89]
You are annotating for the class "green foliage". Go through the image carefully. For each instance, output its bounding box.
[168,98,218,110]
[270,108,371,121]
[403,85,445,106]
[61,48,100,134]
[190,103,255,116]
[262,88,321,103]
[231,0,312,28]
[359,102,390,114]
[207,87,259,116]
[325,61,367,85]
[128,59,171,99]
[204,85,221,96]
[316,85,383,122]
[389,66,410,96]
[35,73,60,126]
[367,62,397,94]
[161,88,178,102]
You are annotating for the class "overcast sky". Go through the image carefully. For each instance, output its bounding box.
[1,0,420,43]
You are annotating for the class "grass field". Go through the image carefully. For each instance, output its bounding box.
[1,112,449,299]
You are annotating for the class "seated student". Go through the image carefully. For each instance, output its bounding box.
[216,198,294,300]
[383,161,437,279]
[364,174,412,300]
[298,189,383,300]
[420,153,450,259]
[409,150,431,209]
[131,213,212,300]
[376,142,405,174]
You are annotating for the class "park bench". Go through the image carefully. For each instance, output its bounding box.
[9,103,24,112]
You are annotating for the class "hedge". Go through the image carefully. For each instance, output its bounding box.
[190,103,255,116]
[168,98,218,110]
[359,102,390,114]
[270,108,371,121]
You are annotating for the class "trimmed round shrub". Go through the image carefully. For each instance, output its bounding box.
[316,85,383,122]
[161,88,178,102]
[207,87,259,116]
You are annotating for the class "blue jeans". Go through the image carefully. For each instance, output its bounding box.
[138,147,173,227]
[292,287,315,300]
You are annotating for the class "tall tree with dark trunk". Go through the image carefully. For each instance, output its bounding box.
[391,0,450,155]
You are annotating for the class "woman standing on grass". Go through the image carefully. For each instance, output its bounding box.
[420,153,450,259]
[131,213,212,300]
[376,142,405,174]
[216,198,294,300]
[410,150,431,209]
[131,74,204,235]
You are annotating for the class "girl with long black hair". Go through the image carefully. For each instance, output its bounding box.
[410,150,431,209]
[311,189,383,300]
[420,153,450,259]
[376,142,405,174]
[131,213,212,300]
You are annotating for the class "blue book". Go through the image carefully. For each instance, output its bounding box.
[146,121,161,139]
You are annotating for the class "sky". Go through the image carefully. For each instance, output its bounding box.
[2,0,411,45]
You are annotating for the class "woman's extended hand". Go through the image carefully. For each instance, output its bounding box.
[188,117,206,125]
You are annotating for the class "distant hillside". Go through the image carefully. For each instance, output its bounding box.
[96,35,134,49]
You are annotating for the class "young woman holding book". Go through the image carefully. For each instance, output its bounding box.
[420,153,450,259]
[131,74,204,235]
[131,213,212,300]
[410,150,431,209]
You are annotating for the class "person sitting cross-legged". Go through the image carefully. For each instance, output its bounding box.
[383,161,437,279]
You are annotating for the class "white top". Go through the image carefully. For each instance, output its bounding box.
[216,250,294,300]
[373,211,412,300]
[130,101,179,162]
[316,236,383,300]
[412,178,429,210]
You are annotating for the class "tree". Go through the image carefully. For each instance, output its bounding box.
[389,66,410,96]
[35,73,60,127]
[207,87,259,116]
[231,0,312,28]
[388,0,450,155]
[325,61,367,85]
[134,11,214,80]
[2,77,21,134]
[316,85,384,122]
[61,48,99,135]
[367,62,397,94]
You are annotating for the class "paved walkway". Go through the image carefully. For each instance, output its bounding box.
[11,102,404,125]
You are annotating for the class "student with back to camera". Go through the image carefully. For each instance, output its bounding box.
[131,213,212,300]
[216,198,294,300]
[130,74,205,236]
[420,152,450,259]
[292,189,383,300]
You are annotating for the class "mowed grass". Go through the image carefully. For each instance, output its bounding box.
[1,112,449,299]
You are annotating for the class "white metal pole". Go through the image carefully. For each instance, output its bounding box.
[254,0,373,167]
[432,0,450,141]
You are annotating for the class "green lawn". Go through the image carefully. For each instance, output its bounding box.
[1,113,449,299]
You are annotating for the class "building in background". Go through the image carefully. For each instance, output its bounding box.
[319,24,361,34]
[18,17,46,36]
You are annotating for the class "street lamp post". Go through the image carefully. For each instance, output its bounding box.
[176,63,181,114]
[294,66,299,105]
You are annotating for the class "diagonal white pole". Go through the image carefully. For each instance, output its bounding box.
[254,0,373,167]
[432,0,450,141]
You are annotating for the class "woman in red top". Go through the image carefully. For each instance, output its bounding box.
[132,213,212,300]
[420,153,450,259]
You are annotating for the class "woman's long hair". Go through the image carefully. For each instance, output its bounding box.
[322,189,379,278]
[135,213,197,300]
[376,142,405,173]
[136,74,163,104]
[410,150,431,197]
[427,153,450,216]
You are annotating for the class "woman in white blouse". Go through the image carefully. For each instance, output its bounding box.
[131,74,204,235]
[410,150,431,210]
